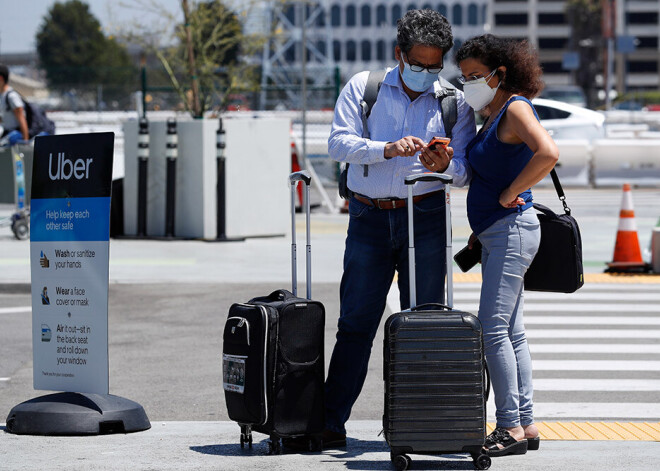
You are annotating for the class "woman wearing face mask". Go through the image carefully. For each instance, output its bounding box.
[455,35,559,457]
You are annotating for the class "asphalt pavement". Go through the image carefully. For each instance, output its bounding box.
[1,186,660,470]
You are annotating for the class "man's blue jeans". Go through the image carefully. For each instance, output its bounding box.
[477,210,540,428]
[324,192,447,434]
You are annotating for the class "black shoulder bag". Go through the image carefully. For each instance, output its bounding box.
[524,169,584,293]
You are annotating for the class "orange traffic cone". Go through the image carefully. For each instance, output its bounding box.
[606,183,650,273]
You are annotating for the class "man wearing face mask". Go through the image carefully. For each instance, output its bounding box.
[316,9,476,449]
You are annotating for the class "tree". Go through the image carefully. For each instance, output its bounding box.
[36,0,136,106]
[120,0,264,117]
[565,0,603,108]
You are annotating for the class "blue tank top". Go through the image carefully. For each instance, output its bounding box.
[466,96,538,235]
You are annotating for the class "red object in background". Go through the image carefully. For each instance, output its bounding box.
[226,94,250,111]
[291,140,303,207]
[645,104,660,112]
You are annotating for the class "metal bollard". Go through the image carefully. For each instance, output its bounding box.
[137,118,149,237]
[216,118,227,239]
[165,118,178,237]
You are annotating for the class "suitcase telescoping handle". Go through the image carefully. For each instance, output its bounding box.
[289,170,312,299]
[404,173,453,310]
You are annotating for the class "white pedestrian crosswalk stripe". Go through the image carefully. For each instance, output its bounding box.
[388,281,660,421]
[533,379,660,392]
[525,316,660,325]
[529,344,660,354]
[453,292,660,302]
[526,329,660,339]
[461,303,660,313]
[0,306,31,314]
[532,360,660,371]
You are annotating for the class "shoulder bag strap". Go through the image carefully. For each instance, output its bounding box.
[549,168,571,215]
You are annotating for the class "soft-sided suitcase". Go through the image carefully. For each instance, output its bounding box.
[383,173,491,471]
[223,171,325,454]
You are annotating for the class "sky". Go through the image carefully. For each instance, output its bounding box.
[0,0,185,54]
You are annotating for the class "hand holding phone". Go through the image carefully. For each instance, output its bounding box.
[428,136,451,151]
[454,239,482,272]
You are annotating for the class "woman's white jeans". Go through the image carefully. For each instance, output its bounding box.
[478,210,540,428]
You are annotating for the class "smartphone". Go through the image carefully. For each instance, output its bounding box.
[428,136,451,151]
[454,239,482,272]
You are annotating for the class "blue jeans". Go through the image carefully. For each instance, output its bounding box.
[324,192,447,434]
[477,210,540,428]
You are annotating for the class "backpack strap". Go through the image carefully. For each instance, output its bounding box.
[360,69,388,135]
[356,69,387,177]
[435,77,458,139]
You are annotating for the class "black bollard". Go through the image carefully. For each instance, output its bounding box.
[216,118,227,239]
[165,118,178,238]
[137,118,149,237]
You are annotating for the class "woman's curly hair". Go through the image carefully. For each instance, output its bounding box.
[455,34,544,98]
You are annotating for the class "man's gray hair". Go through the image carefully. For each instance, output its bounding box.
[397,9,453,57]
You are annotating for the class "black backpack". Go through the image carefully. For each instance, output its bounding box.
[338,70,458,199]
[5,90,56,138]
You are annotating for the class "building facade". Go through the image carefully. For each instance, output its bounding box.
[259,0,659,108]
[488,0,660,92]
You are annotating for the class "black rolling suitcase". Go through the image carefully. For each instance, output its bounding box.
[383,173,491,471]
[223,171,325,454]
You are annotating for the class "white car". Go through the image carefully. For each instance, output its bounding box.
[531,98,606,141]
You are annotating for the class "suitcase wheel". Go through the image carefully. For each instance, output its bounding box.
[310,435,323,452]
[267,438,282,455]
[392,454,411,471]
[473,453,491,470]
[239,433,253,449]
[240,426,253,449]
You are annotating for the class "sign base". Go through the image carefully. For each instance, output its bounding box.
[5,392,150,435]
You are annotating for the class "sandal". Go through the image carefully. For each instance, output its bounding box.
[484,427,528,457]
[527,436,540,451]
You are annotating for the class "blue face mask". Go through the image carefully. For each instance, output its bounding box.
[400,59,438,92]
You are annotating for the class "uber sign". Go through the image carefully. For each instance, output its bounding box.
[30,132,114,395]
[48,153,94,180]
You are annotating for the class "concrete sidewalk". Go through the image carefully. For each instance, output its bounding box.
[1,420,657,471]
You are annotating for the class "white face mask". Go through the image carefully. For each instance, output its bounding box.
[462,69,499,111]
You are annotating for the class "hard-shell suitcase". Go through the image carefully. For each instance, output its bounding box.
[223,171,325,454]
[383,173,491,471]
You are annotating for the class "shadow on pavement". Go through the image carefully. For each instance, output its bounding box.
[344,461,476,471]
[190,438,478,470]
[190,443,270,457]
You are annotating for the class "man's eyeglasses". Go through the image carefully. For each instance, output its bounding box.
[457,69,497,85]
[404,53,443,74]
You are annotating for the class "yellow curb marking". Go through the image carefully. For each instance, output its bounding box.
[585,273,660,283]
[488,422,660,441]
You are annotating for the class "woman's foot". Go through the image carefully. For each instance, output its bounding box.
[484,427,528,457]
[523,424,540,451]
